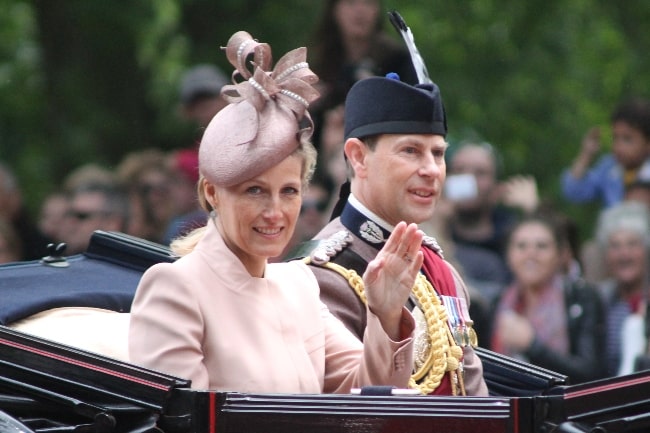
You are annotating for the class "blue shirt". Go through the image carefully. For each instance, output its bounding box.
[561,154,650,208]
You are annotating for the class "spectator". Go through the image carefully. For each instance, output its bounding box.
[178,64,229,131]
[37,190,69,244]
[162,153,208,244]
[0,161,52,260]
[61,163,117,193]
[426,142,539,305]
[561,97,650,209]
[116,149,177,243]
[309,0,416,118]
[308,0,417,194]
[550,208,584,283]
[594,201,650,376]
[59,182,129,255]
[129,30,418,393]
[303,72,488,395]
[164,64,229,243]
[581,180,650,286]
[491,212,607,384]
[0,218,22,264]
[624,179,650,209]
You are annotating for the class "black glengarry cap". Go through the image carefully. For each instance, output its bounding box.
[343,73,447,140]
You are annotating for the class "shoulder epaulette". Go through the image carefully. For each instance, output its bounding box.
[422,235,444,259]
[307,230,353,265]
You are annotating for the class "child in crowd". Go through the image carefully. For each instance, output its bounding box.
[561,97,650,208]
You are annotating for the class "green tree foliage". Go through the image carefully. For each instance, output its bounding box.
[1,0,649,238]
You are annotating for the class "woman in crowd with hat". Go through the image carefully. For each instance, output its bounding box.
[128,31,420,393]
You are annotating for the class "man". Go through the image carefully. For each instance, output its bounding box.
[60,182,129,255]
[300,73,488,396]
[164,64,229,243]
[441,143,520,303]
[178,64,229,131]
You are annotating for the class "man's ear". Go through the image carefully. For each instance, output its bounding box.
[344,138,369,178]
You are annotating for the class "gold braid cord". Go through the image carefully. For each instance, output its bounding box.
[305,257,465,396]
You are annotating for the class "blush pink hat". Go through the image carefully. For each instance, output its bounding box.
[199,31,320,187]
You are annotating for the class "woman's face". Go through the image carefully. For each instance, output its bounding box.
[507,221,561,291]
[605,230,647,287]
[334,0,380,42]
[207,154,303,275]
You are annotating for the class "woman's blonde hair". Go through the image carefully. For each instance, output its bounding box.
[170,139,317,256]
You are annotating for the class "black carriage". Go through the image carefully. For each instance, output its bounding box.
[0,231,649,433]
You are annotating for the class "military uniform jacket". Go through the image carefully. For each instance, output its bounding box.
[308,217,489,397]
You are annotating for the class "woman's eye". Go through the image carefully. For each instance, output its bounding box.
[282,186,300,195]
[247,186,262,194]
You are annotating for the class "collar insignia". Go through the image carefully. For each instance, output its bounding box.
[359,220,385,244]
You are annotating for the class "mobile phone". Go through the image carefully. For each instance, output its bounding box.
[444,174,478,201]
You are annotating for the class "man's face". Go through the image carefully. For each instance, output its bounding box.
[350,133,447,226]
[605,229,647,287]
[61,191,120,254]
[448,145,497,211]
[182,95,228,128]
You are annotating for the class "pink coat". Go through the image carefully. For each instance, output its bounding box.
[129,220,415,392]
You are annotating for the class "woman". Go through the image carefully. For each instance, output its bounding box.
[128,31,420,393]
[308,0,417,195]
[115,148,177,244]
[309,0,416,114]
[491,212,606,384]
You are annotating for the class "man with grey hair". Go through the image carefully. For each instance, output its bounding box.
[595,200,650,376]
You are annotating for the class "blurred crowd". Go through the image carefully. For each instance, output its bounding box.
[2,0,650,386]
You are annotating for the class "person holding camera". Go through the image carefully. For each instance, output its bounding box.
[425,142,542,303]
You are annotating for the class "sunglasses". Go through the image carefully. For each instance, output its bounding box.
[66,210,110,221]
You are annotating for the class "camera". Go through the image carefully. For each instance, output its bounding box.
[444,174,478,201]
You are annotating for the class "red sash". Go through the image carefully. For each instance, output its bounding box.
[419,246,458,395]
[421,247,458,297]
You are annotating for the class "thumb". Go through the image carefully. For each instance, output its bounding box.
[363,256,384,287]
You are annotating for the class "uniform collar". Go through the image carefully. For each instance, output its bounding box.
[340,194,444,257]
[341,194,393,248]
